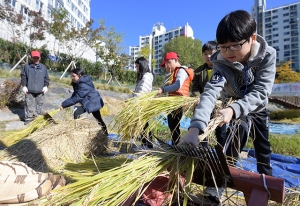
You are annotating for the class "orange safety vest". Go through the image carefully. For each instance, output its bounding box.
[169,67,194,97]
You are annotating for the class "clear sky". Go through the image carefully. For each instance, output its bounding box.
[90,0,299,54]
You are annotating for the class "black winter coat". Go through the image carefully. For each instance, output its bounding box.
[61,75,104,113]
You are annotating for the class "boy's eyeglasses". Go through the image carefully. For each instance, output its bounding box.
[216,40,247,53]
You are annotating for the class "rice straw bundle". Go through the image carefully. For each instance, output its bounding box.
[0,118,108,172]
[1,109,60,147]
[100,105,110,116]
[112,91,198,141]
[38,148,199,206]
[62,156,133,181]
[269,188,300,205]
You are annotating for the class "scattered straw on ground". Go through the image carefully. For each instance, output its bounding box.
[0,118,108,172]
[102,96,126,116]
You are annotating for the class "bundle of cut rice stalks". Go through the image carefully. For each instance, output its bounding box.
[31,114,230,206]
[112,91,198,141]
[1,109,60,147]
[37,147,199,206]
[0,117,108,172]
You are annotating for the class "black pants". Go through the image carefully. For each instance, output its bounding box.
[167,108,183,145]
[141,122,153,148]
[224,109,272,176]
[74,106,108,135]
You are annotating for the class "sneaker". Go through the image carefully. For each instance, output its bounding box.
[24,118,33,125]
[204,187,224,203]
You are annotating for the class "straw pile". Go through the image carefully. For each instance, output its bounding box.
[0,117,108,172]
[1,109,60,147]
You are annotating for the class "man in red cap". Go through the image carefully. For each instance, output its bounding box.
[21,50,50,125]
[157,52,194,145]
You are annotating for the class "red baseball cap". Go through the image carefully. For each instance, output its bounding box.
[160,52,179,67]
[31,50,40,58]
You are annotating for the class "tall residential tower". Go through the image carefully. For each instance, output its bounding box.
[252,0,300,71]
[129,22,194,73]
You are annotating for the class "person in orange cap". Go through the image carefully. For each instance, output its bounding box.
[157,52,194,145]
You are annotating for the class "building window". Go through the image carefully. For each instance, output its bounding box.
[265,17,271,22]
[284,51,290,56]
[272,15,278,19]
[283,25,289,29]
[284,32,290,35]
[291,24,298,30]
[56,1,62,9]
[291,63,299,70]
[291,31,299,36]
[291,50,299,56]
[265,23,272,28]
[291,43,298,48]
[284,38,290,41]
[283,13,289,17]
[290,5,297,10]
[265,29,271,35]
[284,45,290,50]
[267,41,272,46]
[290,11,298,17]
[7,0,16,8]
[291,37,298,42]
[272,27,278,31]
[265,11,271,16]
[47,8,51,20]
[273,40,279,43]
[265,35,272,41]
[283,7,289,10]
[283,19,289,23]
[272,9,278,13]
[273,46,279,51]
[272,22,278,25]
[292,56,299,61]
[290,17,297,23]
[273,34,279,37]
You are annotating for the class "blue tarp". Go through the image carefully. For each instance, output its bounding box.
[239,149,300,188]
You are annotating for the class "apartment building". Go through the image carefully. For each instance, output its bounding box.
[129,22,194,73]
[252,0,300,71]
[0,0,95,61]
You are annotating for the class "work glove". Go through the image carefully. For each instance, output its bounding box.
[22,86,28,94]
[42,86,48,94]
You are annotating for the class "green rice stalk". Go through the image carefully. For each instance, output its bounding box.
[111,91,198,142]
[38,148,206,206]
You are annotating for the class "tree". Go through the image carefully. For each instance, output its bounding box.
[0,3,48,60]
[49,9,103,64]
[138,44,157,71]
[275,61,300,83]
[161,36,203,70]
[95,19,126,80]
